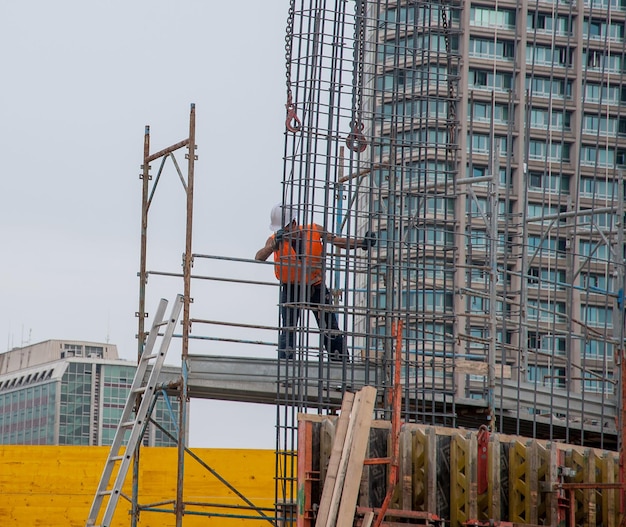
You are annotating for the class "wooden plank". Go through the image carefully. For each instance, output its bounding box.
[587,449,597,527]
[400,428,412,509]
[319,418,335,488]
[468,433,478,522]
[548,442,559,527]
[426,427,438,515]
[335,386,377,527]
[528,441,538,526]
[315,391,355,527]
[361,510,375,527]
[324,392,362,527]
[488,433,501,521]
[604,453,616,527]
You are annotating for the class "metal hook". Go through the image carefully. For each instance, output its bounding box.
[285,96,302,133]
[346,120,367,153]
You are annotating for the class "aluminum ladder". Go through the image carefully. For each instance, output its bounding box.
[86,294,183,527]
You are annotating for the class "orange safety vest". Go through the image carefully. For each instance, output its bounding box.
[273,224,324,285]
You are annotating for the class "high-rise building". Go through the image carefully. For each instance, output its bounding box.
[361,0,626,433]
[0,340,179,446]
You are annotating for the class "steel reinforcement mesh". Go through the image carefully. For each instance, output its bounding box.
[275,0,626,516]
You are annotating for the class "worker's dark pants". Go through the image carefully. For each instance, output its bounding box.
[278,282,345,360]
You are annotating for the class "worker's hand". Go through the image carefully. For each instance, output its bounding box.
[360,231,377,251]
[273,229,285,250]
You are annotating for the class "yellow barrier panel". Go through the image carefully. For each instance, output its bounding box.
[0,446,275,527]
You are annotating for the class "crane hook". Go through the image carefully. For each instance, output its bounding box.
[346,120,367,153]
[285,95,302,133]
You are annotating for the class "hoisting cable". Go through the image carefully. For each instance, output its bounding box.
[284,0,302,133]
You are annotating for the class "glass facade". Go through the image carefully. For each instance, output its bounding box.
[0,380,56,445]
[0,354,178,446]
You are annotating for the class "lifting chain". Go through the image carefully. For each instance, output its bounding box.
[441,3,457,149]
[347,0,368,153]
[284,0,302,133]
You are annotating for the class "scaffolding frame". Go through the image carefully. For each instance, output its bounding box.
[125,104,278,527]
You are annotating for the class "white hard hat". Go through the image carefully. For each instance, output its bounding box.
[269,203,296,232]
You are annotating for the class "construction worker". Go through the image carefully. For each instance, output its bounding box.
[255,203,376,360]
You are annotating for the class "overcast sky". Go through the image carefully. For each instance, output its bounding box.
[1,1,290,448]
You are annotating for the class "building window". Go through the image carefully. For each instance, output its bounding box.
[526,76,572,99]
[528,171,570,194]
[579,145,626,167]
[529,108,571,131]
[470,6,516,29]
[528,366,566,388]
[85,346,104,358]
[527,12,572,36]
[584,340,614,360]
[468,101,509,125]
[583,50,623,73]
[583,19,625,42]
[469,37,515,60]
[582,306,613,327]
[528,333,567,355]
[527,202,567,223]
[470,69,513,92]
[528,267,567,289]
[582,114,623,136]
[581,272,615,293]
[468,133,508,155]
[528,140,570,162]
[579,239,610,261]
[467,196,510,220]
[63,344,83,357]
[583,371,614,394]
[526,44,572,67]
[527,299,567,323]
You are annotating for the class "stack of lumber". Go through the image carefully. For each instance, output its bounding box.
[314,386,378,527]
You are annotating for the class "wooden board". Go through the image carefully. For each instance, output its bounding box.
[315,391,355,527]
[336,386,377,527]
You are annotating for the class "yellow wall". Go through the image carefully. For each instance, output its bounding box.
[0,446,276,527]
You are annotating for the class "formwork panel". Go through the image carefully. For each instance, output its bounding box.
[302,417,624,527]
[509,440,530,524]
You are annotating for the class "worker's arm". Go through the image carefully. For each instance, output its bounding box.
[326,231,376,251]
[255,235,275,261]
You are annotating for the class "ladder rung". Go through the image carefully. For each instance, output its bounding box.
[141,353,160,361]
[98,490,113,497]
[121,421,136,428]
[133,386,147,394]
[110,455,124,461]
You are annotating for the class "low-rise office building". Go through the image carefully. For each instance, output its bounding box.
[0,340,178,446]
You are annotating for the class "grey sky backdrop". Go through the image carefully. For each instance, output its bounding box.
[1,1,291,448]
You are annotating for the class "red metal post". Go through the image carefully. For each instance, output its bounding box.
[372,319,403,527]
